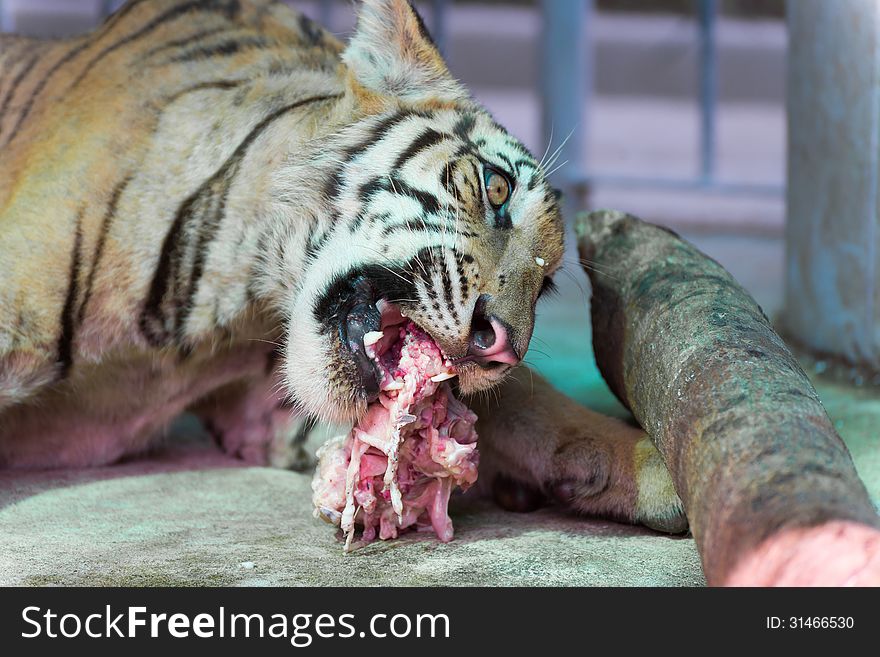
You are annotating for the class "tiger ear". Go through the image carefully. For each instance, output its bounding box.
[343,0,468,106]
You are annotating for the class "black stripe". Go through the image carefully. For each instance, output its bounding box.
[389,215,465,243]
[144,26,233,58]
[321,110,428,204]
[392,128,446,172]
[350,110,430,161]
[382,218,455,238]
[141,93,340,345]
[357,175,442,217]
[164,79,244,104]
[351,208,391,234]
[453,113,476,141]
[388,177,441,215]
[97,0,152,33]
[0,39,38,91]
[0,51,39,138]
[57,209,85,377]
[456,257,470,301]
[421,260,440,303]
[452,143,471,160]
[357,177,386,206]
[167,36,270,64]
[407,247,443,283]
[321,170,344,205]
[178,181,229,341]
[467,160,481,200]
[440,254,457,320]
[305,219,334,261]
[513,157,537,173]
[1,41,92,148]
[502,135,532,157]
[140,201,188,346]
[440,160,455,195]
[298,14,325,46]
[496,152,515,176]
[68,0,243,91]
[182,93,341,317]
[141,184,227,346]
[494,213,513,230]
[77,177,131,327]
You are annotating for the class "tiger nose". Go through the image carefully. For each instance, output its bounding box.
[468,299,520,367]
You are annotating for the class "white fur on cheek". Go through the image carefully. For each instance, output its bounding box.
[284,302,340,422]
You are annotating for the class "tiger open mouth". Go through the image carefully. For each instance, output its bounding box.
[341,290,452,402]
[317,302,479,549]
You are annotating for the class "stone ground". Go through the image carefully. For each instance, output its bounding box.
[1,231,877,587]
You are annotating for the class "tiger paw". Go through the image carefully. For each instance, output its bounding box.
[542,434,688,534]
[631,436,688,534]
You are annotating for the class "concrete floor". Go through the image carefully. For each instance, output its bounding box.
[1,230,876,587]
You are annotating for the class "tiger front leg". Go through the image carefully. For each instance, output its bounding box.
[189,373,314,470]
[470,367,688,534]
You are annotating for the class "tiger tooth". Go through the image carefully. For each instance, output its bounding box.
[384,380,404,391]
[430,372,456,382]
[363,331,384,347]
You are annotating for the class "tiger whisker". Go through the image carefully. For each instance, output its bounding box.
[545,159,569,179]
[556,265,592,302]
[543,127,575,172]
[566,256,622,282]
[538,123,555,170]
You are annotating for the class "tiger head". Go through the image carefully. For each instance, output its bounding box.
[283,0,564,423]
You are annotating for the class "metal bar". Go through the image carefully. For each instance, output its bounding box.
[786,0,880,369]
[540,0,591,213]
[698,0,718,182]
[0,0,6,33]
[579,173,783,197]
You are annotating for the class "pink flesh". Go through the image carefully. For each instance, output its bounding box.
[312,319,479,549]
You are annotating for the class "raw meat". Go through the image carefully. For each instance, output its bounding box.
[312,319,479,550]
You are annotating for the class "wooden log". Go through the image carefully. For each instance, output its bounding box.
[577,209,880,585]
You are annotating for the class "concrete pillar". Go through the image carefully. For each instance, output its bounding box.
[540,0,591,214]
[785,0,880,374]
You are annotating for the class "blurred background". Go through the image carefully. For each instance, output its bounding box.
[0,0,787,233]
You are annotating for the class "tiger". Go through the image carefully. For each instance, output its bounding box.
[0,0,686,534]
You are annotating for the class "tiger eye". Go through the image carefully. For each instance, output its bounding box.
[485,171,510,207]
